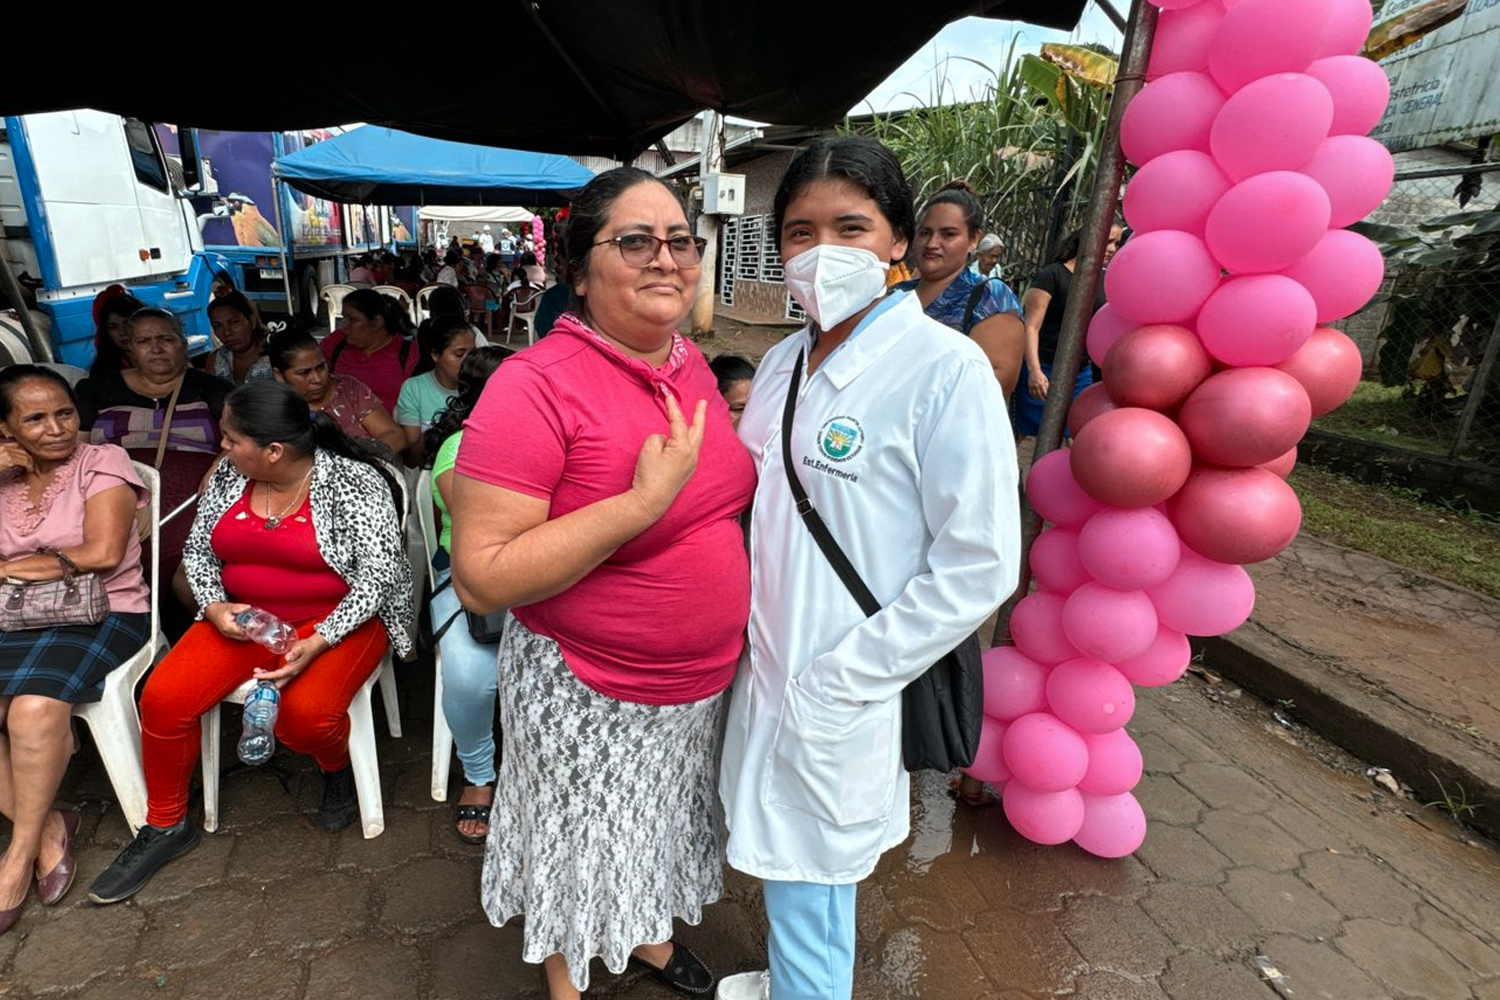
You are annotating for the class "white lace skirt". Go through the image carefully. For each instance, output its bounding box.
[480,616,728,991]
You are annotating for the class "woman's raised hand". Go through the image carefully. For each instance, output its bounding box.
[0,441,34,476]
[629,393,706,522]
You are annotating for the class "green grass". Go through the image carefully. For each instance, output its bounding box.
[1311,382,1454,458]
[1290,464,1500,599]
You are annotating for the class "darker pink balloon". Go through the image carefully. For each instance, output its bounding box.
[1306,55,1391,136]
[1147,546,1256,636]
[1087,304,1136,368]
[1273,326,1364,417]
[1104,230,1222,326]
[1278,229,1385,324]
[1074,792,1148,858]
[1010,591,1080,665]
[1079,729,1145,796]
[1299,135,1396,228]
[982,646,1050,722]
[1168,465,1303,564]
[1115,624,1193,686]
[1047,656,1139,734]
[1120,72,1227,166]
[1208,0,1332,93]
[1205,172,1331,273]
[1210,73,1333,182]
[1003,712,1090,792]
[1147,1,1226,79]
[1178,367,1313,467]
[1068,383,1120,437]
[1004,783,1086,846]
[1319,0,1375,57]
[1123,150,1231,237]
[1103,324,1214,411]
[1027,449,1106,527]
[1071,408,1193,508]
[1078,506,1182,590]
[1197,275,1318,367]
[1061,583,1160,664]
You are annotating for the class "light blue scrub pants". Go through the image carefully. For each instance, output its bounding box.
[432,569,500,786]
[764,880,857,1000]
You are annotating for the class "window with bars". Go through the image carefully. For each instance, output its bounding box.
[720,217,738,306]
[735,215,764,281]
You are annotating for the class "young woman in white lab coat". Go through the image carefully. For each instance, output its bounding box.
[717,138,1020,1000]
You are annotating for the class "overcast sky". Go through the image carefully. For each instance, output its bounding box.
[854,5,1123,113]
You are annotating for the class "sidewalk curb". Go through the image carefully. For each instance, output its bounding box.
[1193,624,1500,843]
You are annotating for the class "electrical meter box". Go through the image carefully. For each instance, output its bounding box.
[701,172,746,215]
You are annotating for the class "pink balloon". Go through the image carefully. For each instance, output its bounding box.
[1071,408,1193,508]
[1047,657,1138,734]
[1003,712,1090,791]
[1208,0,1331,93]
[1087,304,1136,368]
[1030,527,1091,595]
[983,646,1051,721]
[1319,0,1375,57]
[1115,624,1193,686]
[1197,275,1317,367]
[1010,591,1080,664]
[1147,0,1208,8]
[963,716,1012,783]
[1068,382,1120,437]
[1105,229,1222,326]
[1079,729,1144,795]
[1169,465,1303,564]
[1120,72,1226,166]
[1004,784,1086,846]
[1027,449,1106,527]
[1299,135,1395,228]
[1178,367,1313,467]
[1260,447,1299,479]
[1274,326,1364,417]
[1147,546,1256,636]
[1278,229,1385,324]
[1074,792,1148,858]
[1103,324,1214,411]
[1078,506,1182,590]
[1123,150,1231,237]
[1062,584,1160,663]
[1205,172,1331,273]
[1147,1,1226,79]
[1306,56,1391,136]
[1210,73,1334,182]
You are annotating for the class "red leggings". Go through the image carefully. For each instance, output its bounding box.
[140,615,388,828]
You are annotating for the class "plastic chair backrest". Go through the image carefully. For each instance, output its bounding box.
[414,285,443,325]
[373,285,415,323]
[511,286,542,314]
[129,462,162,643]
[39,362,89,387]
[414,469,442,589]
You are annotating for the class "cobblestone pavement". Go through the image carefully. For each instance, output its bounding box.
[4,670,1498,999]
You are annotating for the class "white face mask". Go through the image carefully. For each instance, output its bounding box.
[783,245,890,330]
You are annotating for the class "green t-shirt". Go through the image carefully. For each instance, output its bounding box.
[396,371,455,429]
[431,431,462,553]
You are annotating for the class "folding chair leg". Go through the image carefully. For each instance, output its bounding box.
[431,653,453,802]
[377,652,402,738]
[200,706,222,834]
[347,679,385,839]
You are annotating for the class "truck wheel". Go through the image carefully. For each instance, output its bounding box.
[299,267,322,324]
[0,316,35,365]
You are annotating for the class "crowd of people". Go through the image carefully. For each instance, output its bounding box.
[0,135,1136,1000]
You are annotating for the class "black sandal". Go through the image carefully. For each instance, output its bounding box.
[453,785,494,844]
[630,941,716,998]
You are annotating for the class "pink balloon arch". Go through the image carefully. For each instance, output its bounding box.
[990,0,1391,858]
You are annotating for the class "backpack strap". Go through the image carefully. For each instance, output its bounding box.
[328,339,346,372]
[962,277,999,336]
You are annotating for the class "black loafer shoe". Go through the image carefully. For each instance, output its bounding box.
[87,818,200,905]
[631,941,716,998]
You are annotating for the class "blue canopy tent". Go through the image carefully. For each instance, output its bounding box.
[272,126,594,207]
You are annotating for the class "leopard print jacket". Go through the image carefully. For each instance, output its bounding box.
[184,449,415,656]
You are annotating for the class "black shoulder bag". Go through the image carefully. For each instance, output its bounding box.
[961,276,1001,335]
[780,350,984,773]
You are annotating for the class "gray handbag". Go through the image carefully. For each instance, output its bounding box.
[0,549,109,631]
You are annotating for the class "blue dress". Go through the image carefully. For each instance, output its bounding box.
[894,268,1022,335]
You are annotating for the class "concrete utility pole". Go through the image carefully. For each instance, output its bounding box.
[691,111,724,339]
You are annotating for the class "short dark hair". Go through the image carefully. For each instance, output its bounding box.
[341,289,412,336]
[708,354,756,394]
[774,137,915,255]
[564,167,682,295]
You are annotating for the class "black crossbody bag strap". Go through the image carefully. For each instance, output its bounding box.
[780,349,881,619]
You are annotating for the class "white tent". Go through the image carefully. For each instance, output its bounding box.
[418,205,534,225]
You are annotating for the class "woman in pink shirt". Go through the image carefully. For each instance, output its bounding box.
[451,168,755,1000]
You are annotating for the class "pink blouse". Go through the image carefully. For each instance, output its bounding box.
[0,443,151,614]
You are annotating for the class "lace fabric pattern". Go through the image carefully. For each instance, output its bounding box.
[0,447,82,538]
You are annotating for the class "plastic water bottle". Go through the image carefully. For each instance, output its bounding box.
[238,681,280,765]
[234,608,298,653]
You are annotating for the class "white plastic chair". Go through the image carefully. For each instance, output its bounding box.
[38,362,89,387]
[71,463,170,835]
[414,285,444,326]
[415,470,454,802]
[373,285,416,324]
[505,286,541,346]
[320,283,356,333]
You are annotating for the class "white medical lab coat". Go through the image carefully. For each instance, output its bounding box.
[721,292,1020,884]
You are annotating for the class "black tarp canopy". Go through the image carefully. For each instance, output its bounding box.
[11,1,1088,160]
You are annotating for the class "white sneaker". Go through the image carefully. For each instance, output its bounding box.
[716,970,770,1000]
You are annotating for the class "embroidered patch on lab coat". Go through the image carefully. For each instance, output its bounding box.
[817,416,864,462]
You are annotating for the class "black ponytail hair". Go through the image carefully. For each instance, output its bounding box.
[412,313,475,378]
[421,345,513,465]
[920,179,986,237]
[1053,228,1084,265]
[222,380,401,511]
[266,327,322,373]
[342,288,414,339]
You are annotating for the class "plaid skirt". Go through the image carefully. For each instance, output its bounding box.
[0,612,152,703]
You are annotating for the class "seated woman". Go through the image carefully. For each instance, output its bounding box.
[87,287,146,379]
[425,285,492,347]
[269,328,405,459]
[206,292,275,385]
[0,366,153,933]
[87,381,415,905]
[421,346,512,842]
[320,289,418,415]
[396,315,474,465]
[75,308,233,624]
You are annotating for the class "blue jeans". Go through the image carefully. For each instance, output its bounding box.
[764,880,857,1000]
[432,569,500,786]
